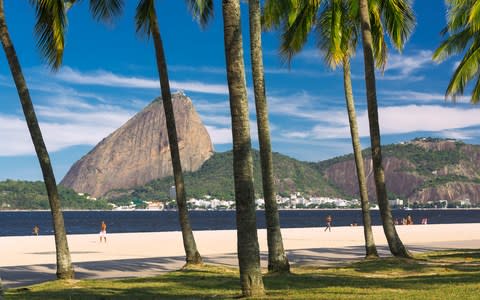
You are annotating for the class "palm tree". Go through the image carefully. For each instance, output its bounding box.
[433,0,480,103]
[222,0,265,297]
[264,0,415,258]
[0,0,74,279]
[358,0,414,258]
[263,0,381,258]
[249,0,290,273]
[135,0,215,264]
[66,0,211,265]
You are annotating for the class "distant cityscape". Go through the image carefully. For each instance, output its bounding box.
[108,186,476,211]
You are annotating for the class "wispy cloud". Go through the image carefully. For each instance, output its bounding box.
[379,90,470,103]
[268,92,346,121]
[0,97,134,156]
[170,65,226,75]
[382,50,434,79]
[55,67,229,95]
[280,104,480,140]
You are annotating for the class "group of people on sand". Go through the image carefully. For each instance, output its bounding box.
[323,213,430,230]
[395,214,414,225]
[32,221,108,243]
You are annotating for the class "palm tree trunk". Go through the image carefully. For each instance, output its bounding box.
[150,6,201,265]
[248,0,290,273]
[0,0,75,279]
[342,58,378,258]
[222,0,264,296]
[0,0,74,279]
[358,0,411,258]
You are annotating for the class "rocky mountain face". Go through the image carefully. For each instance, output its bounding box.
[320,138,480,204]
[60,93,214,197]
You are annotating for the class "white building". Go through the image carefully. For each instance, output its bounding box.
[169,186,176,200]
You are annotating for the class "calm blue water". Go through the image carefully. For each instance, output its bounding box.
[0,209,479,237]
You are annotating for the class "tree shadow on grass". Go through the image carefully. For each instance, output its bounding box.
[420,249,480,260]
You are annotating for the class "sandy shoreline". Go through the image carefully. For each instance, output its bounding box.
[1,223,479,288]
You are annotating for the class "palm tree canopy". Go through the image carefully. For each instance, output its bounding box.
[29,0,67,70]
[185,0,213,29]
[135,0,213,37]
[433,0,480,103]
[30,0,126,70]
[263,0,414,70]
[64,0,124,20]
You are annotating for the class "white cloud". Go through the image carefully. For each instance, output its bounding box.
[205,125,232,144]
[373,105,480,136]
[0,115,34,156]
[0,97,134,156]
[280,104,480,140]
[55,67,229,95]
[383,50,433,78]
[268,92,346,121]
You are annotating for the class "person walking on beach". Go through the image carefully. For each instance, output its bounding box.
[406,214,413,225]
[32,225,39,236]
[100,221,107,243]
[324,215,333,232]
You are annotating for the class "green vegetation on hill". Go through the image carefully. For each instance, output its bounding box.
[5,138,480,208]
[106,150,345,203]
[382,142,466,176]
[0,180,112,210]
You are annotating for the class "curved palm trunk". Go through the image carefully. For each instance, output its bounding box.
[150,8,201,265]
[248,0,290,273]
[0,0,74,279]
[222,0,264,296]
[342,58,378,258]
[358,0,410,258]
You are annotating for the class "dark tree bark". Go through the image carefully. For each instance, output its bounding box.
[248,0,290,273]
[342,58,378,258]
[358,0,411,258]
[222,0,265,296]
[150,5,202,265]
[0,0,74,279]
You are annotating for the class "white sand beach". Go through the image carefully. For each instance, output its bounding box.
[1,223,479,288]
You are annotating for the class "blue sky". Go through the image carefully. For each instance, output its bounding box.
[1,0,478,181]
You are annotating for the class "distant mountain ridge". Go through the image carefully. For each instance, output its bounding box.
[319,138,480,204]
[58,91,480,205]
[60,93,214,197]
[106,138,480,206]
[3,138,480,208]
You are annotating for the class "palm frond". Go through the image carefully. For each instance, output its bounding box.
[262,0,294,30]
[445,39,480,102]
[380,0,416,51]
[88,0,124,23]
[369,1,387,70]
[471,72,480,103]
[316,0,355,69]
[468,0,480,31]
[135,0,155,37]
[185,0,214,29]
[29,0,66,70]
[433,28,472,62]
[64,0,78,12]
[280,0,321,63]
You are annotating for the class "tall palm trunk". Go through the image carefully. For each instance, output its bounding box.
[0,0,74,279]
[358,0,410,258]
[222,0,264,296]
[248,0,290,273]
[342,57,378,258]
[150,7,201,265]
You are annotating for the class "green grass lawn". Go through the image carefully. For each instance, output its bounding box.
[4,249,480,299]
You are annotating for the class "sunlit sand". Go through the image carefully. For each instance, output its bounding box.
[1,223,479,288]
